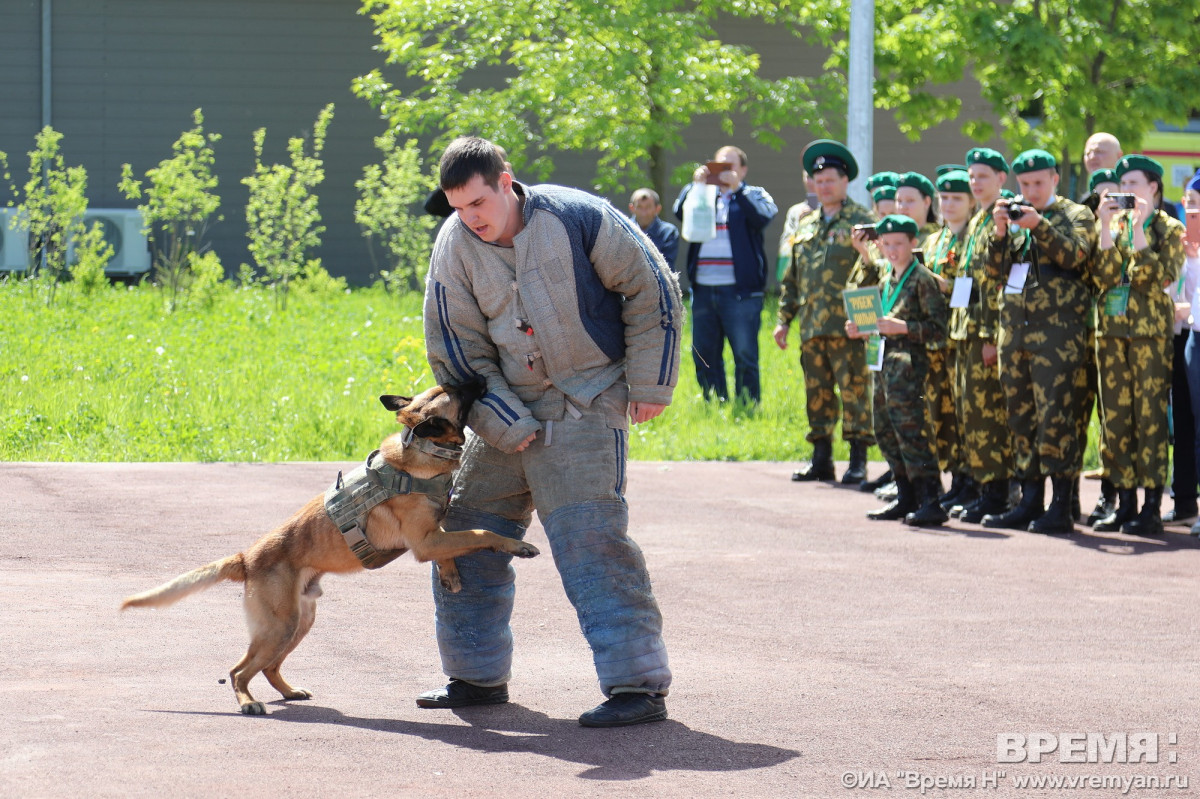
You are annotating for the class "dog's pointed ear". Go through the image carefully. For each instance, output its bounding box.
[380,395,412,412]
[412,418,449,439]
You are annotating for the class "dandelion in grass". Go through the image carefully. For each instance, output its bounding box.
[155,346,165,355]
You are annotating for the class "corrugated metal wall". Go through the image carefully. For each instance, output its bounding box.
[0,0,1006,286]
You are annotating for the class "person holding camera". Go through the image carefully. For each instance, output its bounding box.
[1089,156,1184,536]
[775,139,877,484]
[950,148,1016,524]
[674,145,777,406]
[981,149,1098,535]
[845,215,949,525]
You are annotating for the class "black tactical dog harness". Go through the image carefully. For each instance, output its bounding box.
[324,445,455,570]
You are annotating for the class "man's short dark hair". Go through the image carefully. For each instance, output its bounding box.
[440,136,506,192]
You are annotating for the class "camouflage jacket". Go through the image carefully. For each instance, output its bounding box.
[874,259,949,352]
[949,207,1003,342]
[777,198,877,340]
[920,224,964,350]
[1092,209,1183,340]
[985,196,1098,352]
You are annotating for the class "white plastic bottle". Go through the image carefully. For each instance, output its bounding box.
[681,181,717,243]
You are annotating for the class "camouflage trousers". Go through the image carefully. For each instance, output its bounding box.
[1097,336,1171,488]
[999,330,1088,478]
[800,335,875,444]
[926,346,961,474]
[955,338,1013,484]
[874,345,938,481]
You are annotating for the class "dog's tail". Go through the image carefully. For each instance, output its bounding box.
[120,554,246,611]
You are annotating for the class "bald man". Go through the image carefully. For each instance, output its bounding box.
[1084,133,1123,175]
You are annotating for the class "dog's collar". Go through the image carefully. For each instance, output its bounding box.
[402,426,464,461]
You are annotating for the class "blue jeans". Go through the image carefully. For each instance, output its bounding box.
[1183,331,1200,497]
[690,284,763,403]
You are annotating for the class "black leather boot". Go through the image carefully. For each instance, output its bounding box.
[906,476,951,526]
[1093,488,1137,532]
[982,477,1045,530]
[944,475,978,513]
[860,468,893,493]
[959,479,1010,524]
[1072,476,1081,522]
[1122,487,1165,536]
[1087,478,1116,527]
[867,475,917,520]
[1028,475,1076,535]
[841,440,869,485]
[793,438,835,482]
[938,472,966,508]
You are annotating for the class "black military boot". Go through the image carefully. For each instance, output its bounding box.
[860,468,894,493]
[1087,478,1116,527]
[1072,476,1081,522]
[982,477,1045,530]
[944,475,978,513]
[867,475,918,520]
[792,438,835,482]
[906,476,951,527]
[959,479,1010,524]
[938,472,966,508]
[841,440,869,485]
[1093,488,1137,532]
[1028,475,1076,535]
[1122,487,1165,537]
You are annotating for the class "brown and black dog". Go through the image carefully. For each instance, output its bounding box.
[121,383,538,715]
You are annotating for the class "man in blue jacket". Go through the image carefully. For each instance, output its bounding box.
[629,188,680,271]
[673,145,778,404]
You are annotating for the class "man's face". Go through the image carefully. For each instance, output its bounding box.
[1015,169,1060,209]
[713,147,749,186]
[445,172,515,244]
[1184,189,1200,211]
[1084,135,1121,174]
[968,164,1005,205]
[630,194,661,228]
[878,232,916,269]
[812,168,848,206]
[895,187,929,224]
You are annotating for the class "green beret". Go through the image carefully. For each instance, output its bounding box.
[1012,149,1057,174]
[875,214,919,237]
[1115,154,1164,181]
[937,164,967,177]
[872,185,897,203]
[866,171,900,191]
[1088,168,1118,193]
[803,139,859,181]
[966,148,1009,173]
[936,169,971,194]
[897,171,935,198]
[1000,189,1016,199]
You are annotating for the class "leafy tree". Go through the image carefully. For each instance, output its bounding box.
[13,127,110,305]
[119,108,223,312]
[796,0,1200,191]
[355,131,437,293]
[241,104,335,310]
[353,0,837,198]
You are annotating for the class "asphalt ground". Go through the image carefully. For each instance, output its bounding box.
[3,460,1200,798]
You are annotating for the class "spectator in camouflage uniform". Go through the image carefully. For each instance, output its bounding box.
[894,172,941,247]
[845,215,949,526]
[982,149,1098,535]
[775,140,877,485]
[776,170,817,282]
[1089,155,1183,536]
[867,172,900,217]
[950,148,1015,524]
[924,169,975,511]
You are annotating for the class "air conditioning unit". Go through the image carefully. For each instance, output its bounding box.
[0,207,31,272]
[70,208,152,277]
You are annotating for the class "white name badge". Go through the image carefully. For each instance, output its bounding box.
[866,334,885,371]
[1005,262,1030,294]
[950,276,973,308]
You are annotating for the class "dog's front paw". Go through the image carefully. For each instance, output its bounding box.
[283,688,313,701]
[437,561,463,593]
[240,701,267,716]
[510,542,540,558]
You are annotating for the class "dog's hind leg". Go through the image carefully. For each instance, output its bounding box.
[262,579,320,702]
[230,574,308,715]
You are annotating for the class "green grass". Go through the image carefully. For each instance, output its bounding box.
[0,279,1101,465]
